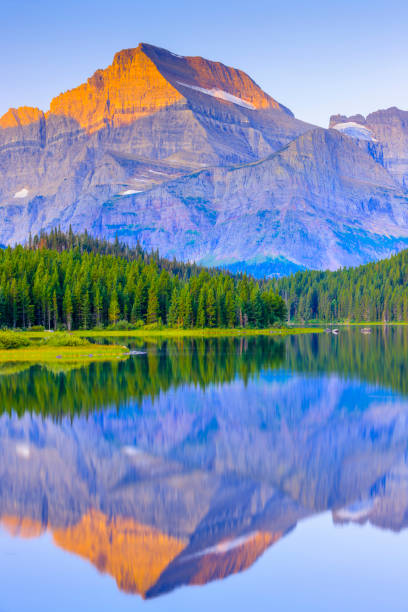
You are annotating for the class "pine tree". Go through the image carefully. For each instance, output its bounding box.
[81,290,90,329]
[109,290,120,325]
[197,288,207,328]
[63,287,73,331]
[206,288,216,328]
[167,289,180,327]
[52,290,58,330]
[147,284,159,324]
[225,290,236,328]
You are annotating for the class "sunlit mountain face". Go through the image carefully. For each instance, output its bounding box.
[1,330,408,602]
[2,44,408,274]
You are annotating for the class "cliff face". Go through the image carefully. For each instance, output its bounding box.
[1,43,408,271]
[75,128,408,270]
[47,43,285,135]
[48,46,185,133]
[330,107,408,189]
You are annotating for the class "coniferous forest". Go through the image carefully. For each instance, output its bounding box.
[0,229,286,330]
[4,227,408,329]
[274,249,408,322]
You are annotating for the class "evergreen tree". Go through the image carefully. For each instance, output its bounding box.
[197,288,207,328]
[63,287,73,331]
[147,284,159,324]
[206,288,216,328]
[109,290,120,325]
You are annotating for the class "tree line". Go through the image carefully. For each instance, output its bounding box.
[0,229,286,330]
[274,249,408,322]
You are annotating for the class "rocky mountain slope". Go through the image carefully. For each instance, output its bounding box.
[330,107,408,189]
[1,43,408,272]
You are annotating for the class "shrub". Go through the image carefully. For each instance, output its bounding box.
[30,325,45,332]
[142,321,163,330]
[41,332,90,347]
[107,319,136,331]
[0,332,31,349]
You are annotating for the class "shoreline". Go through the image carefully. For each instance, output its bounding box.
[0,343,129,364]
[24,327,325,339]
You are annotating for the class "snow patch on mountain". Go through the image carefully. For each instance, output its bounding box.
[332,122,375,142]
[14,188,29,199]
[119,190,142,196]
[336,499,374,520]
[177,82,256,110]
[182,532,259,561]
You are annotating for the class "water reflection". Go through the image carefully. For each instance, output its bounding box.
[1,329,408,601]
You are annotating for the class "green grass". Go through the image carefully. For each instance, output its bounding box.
[0,331,128,363]
[0,344,128,363]
[42,326,324,339]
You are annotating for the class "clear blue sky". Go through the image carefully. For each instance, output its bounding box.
[1,0,408,127]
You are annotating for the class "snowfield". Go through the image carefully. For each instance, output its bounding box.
[177,81,256,110]
[332,121,376,142]
[14,188,29,198]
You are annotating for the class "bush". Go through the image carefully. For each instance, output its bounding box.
[0,331,31,349]
[107,319,136,331]
[41,332,90,347]
[142,321,163,330]
[30,325,45,332]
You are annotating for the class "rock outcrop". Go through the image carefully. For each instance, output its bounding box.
[330,107,408,189]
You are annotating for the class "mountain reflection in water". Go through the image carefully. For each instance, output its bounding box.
[1,329,408,601]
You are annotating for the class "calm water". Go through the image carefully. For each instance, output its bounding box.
[1,328,408,611]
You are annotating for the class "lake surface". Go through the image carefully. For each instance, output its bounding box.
[1,328,408,611]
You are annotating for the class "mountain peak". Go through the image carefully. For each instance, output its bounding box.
[0,106,44,130]
[45,43,292,134]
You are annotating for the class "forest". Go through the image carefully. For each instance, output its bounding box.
[0,229,286,330]
[274,249,408,322]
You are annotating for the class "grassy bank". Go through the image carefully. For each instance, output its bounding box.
[0,331,128,363]
[0,344,128,363]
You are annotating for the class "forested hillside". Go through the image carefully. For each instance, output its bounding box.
[0,230,286,330]
[275,249,408,322]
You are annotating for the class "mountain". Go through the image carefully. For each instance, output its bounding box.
[88,127,408,270]
[1,43,408,273]
[330,107,408,188]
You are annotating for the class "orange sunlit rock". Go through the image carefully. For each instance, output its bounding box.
[188,531,281,585]
[1,515,46,538]
[47,46,185,133]
[0,43,284,136]
[0,107,44,129]
[52,510,188,596]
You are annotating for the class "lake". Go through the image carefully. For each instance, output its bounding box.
[1,328,408,611]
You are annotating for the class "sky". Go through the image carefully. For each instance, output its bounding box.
[1,0,408,127]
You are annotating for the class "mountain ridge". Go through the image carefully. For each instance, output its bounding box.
[1,42,408,273]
